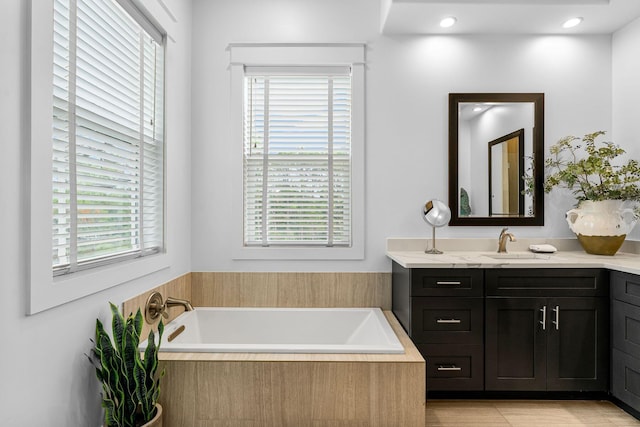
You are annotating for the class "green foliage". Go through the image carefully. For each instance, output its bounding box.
[544,131,640,203]
[88,303,164,427]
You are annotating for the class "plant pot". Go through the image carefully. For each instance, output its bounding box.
[566,200,638,255]
[141,404,163,427]
[102,404,162,427]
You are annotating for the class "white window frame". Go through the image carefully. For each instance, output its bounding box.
[28,0,169,314]
[229,44,366,260]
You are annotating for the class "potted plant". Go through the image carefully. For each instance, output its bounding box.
[88,303,165,427]
[544,131,640,255]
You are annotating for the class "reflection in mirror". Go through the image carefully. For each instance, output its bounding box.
[488,129,524,216]
[449,93,544,226]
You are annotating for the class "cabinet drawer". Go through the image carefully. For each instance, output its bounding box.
[612,271,640,306]
[612,348,640,412]
[411,297,483,344]
[613,300,640,357]
[411,269,483,297]
[417,344,483,391]
[486,269,608,297]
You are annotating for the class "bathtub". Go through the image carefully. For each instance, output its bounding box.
[140,307,404,354]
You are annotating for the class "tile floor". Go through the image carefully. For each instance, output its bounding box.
[426,400,640,426]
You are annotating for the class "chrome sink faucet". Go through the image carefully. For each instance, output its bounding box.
[498,227,516,253]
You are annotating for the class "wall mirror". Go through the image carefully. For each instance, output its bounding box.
[448,93,544,226]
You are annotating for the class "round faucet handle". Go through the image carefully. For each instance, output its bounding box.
[145,291,166,324]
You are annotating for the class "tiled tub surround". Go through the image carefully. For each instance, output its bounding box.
[123,272,425,426]
[123,272,391,345]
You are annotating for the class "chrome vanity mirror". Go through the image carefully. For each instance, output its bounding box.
[448,93,544,226]
[422,199,451,254]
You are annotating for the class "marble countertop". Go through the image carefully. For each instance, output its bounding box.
[386,238,640,275]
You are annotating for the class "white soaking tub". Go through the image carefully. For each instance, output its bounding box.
[140,307,404,354]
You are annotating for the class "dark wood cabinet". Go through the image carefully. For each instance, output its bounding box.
[485,297,547,391]
[546,297,609,391]
[485,269,609,392]
[392,263,484,391]
[611,271,640,412]
[393,264,611,394]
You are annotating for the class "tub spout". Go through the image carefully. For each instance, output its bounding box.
[165,296,194,312]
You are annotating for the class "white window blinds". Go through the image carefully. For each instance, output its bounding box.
[52,0,165,274]
[243,67,352,246]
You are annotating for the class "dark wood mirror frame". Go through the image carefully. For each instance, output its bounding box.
[448,93,545,226]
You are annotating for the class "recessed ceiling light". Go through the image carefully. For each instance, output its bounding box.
[440,17,457,28]
[473,106,483,112]
[562,17,583,29]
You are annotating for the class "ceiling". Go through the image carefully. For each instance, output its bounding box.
[381,0,640,34]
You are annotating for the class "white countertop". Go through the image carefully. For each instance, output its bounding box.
[387,238,640,275]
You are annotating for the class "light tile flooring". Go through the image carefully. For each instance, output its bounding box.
[426,400,640,426]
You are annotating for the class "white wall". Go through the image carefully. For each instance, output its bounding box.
[190,0,614,272]
[1,1,192,425]
[613,16,640,240]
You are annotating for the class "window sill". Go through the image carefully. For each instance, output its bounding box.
[29,253,169,314]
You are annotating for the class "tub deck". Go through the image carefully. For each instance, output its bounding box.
[159,311,425,426]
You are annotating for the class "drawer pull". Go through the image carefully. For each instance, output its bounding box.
[437,365,462,371]
[436,318,462,324]
[552,305,560,330]
[435,281,462,286]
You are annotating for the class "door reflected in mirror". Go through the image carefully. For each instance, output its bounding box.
[488,128,525,217]
[449,93,544,226]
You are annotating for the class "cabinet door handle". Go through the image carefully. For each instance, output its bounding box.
[539,306,547,330]
[437,365,462,371]
[552,305,560,330]
[436,319,461,324]
[435,281,462,286]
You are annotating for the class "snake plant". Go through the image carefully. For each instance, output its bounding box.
[89,303,164,427]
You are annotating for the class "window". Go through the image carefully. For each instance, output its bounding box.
[28,0,168,313]
[52,0,165,275]
[229,44,365,260]
[243,68,351,247]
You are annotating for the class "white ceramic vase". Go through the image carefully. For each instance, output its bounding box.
[566,199,638,255]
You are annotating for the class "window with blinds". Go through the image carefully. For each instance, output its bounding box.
[52,0,165,275]
[243,67,352,247]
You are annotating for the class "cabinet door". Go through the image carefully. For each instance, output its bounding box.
[546,297,609,391]
[485,297,547,391]
[612,348,640,411]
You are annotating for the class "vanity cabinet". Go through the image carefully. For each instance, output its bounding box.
[485,269,609,391]
[392,263,611,394]
[611,271,640,411]
[392,264,484,391]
